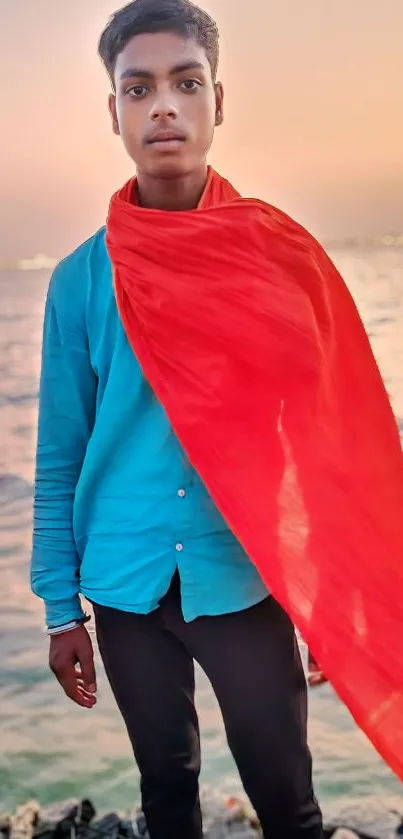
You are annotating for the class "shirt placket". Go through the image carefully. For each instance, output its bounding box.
[173,459,194,561]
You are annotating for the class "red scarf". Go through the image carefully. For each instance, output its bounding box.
[106,167,403,779]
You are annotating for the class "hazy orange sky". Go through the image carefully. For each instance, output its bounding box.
[1,0,402,260]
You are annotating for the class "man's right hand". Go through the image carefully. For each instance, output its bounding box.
[49,625,97,708]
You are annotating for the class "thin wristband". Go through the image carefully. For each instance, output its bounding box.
[47,614,91,637]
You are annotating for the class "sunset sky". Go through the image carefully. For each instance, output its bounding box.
[1,0,402,260]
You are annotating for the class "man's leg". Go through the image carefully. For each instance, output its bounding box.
[183,596,324,839]
[93,601,203,839]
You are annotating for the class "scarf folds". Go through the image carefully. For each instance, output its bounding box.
[106,168,403,779]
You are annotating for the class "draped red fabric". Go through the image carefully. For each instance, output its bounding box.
[106,167,403,779]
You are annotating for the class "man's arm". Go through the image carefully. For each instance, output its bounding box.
[31,262,98,707]
[31,264,97,625]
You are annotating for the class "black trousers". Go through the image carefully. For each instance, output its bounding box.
[93,575,323,839]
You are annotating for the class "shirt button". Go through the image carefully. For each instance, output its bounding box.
[175,543,184,552]
[177,489,186,498]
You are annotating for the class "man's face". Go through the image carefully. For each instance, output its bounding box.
[109,32,223,179]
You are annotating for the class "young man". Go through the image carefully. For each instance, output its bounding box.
[31,0,403,836]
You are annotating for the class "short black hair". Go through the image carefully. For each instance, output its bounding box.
[98,0,219,88]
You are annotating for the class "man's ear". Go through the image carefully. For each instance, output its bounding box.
[108,93,120,136]
[214,82,224,127]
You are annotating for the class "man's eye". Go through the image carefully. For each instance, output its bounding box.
[127,85,148,98]
[180,79,201,92]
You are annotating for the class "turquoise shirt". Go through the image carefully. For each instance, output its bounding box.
[31,229,268,628]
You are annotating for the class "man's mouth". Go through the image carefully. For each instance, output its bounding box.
[147,130,186,150]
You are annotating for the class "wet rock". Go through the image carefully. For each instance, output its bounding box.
[332,831,360,839]
[324,800,401,839]
[34,800,96,839]
[131,813,148,838]
[115,822,137,839]
[197,790,259,838]
[0,815,11,839]
[2,789,401,839]
[91,814,121,839]
[8,803,40,839]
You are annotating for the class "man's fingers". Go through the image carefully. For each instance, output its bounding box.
[307,662,328,688]
[308,670,328,686]
[49,627,97,706]
[76,685,97,707]
[307,648,328,688]
[56,669,96,707]
[78,649,97,694]
[51,660,96,708]
[51,663,83,703]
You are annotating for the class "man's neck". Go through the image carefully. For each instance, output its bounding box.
[136,164,208,211]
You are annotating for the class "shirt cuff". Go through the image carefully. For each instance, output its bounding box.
[45,595,85,629]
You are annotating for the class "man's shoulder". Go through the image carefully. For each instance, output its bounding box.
[51,227,108,289]
[47,228,111,319]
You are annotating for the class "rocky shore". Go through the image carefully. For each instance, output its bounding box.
[1,790,401,839]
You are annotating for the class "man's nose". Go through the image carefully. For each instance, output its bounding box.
[149,91,179,121]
